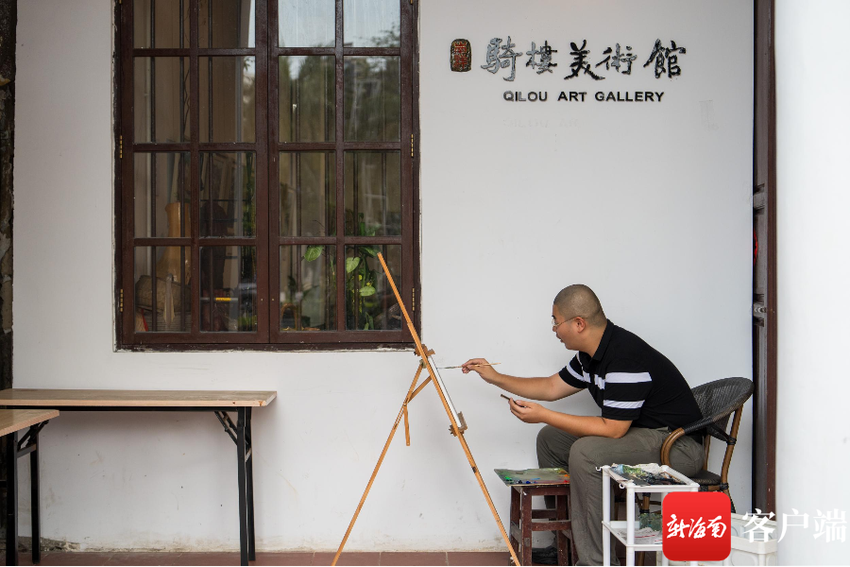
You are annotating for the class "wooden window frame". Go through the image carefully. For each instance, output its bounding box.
[114,0,420,351]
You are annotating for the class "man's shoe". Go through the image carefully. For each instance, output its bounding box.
[530,545,558,565]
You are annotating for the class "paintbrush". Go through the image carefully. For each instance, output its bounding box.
[438,362,501,369]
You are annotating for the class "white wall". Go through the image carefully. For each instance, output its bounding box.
[776,1,850,564]
[13,0,752,552]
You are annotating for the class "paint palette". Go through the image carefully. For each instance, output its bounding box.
[494,467,570,486]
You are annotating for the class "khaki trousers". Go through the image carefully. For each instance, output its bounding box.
[536,425,704,566]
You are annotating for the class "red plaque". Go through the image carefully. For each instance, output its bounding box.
[663,492,731,562]
[450,39,471,72]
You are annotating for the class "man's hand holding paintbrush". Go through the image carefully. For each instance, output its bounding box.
[460,358,503,382]
[462,357,570,424]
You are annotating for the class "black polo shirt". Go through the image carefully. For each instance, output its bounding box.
[559,320,702,430]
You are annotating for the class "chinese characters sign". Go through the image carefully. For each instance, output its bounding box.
[478,37,686,82]
[467,36,687,103]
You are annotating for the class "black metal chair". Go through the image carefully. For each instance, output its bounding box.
[637,377,753,567]
[633,377,754,566]
[658,376,754,512]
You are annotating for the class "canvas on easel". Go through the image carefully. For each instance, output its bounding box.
[426,354,467,432]
[331,253,519,566]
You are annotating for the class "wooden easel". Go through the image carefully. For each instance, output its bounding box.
[331,253,520,566]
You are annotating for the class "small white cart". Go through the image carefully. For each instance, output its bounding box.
[601,464,700,566]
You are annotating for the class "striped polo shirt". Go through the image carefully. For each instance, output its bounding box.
[559,320,702,430]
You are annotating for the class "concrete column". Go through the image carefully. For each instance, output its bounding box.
[775,1,850,564]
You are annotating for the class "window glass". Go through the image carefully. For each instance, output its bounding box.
[200,57,256,143]
[199,246,258,332]
[279,56,335,143]
[134,153,191,239]
[280,245,337,331]
[279,0,335,47]
[344,151,400,236]
[345,245,401,331]
[134,246,191,333]
[200,0,256,48]
[344,0,399,47]
[280,152,336,237]
[134,58,191,143]
[344,57,400,142]
[134,0,190,49]
[200,152,257,237]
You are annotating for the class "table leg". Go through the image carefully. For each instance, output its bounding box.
[246,408,255,561]
[519,489,532,566]
[556,494,568,565]
[30,427,41,565]
[509,487,519,559]
[5,432,18,566]
[236,409,248,567]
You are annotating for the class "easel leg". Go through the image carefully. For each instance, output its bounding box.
[454,431,521,567]
[331,364,423,566]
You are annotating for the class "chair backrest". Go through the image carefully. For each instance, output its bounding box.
[691,377,754,443]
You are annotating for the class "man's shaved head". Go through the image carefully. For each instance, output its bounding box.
[553,284,606,328]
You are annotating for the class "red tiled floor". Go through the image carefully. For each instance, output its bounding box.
[250,552,314,566]
[10,551,529,566]
[380,552,447,566]
[172,552,242,566]
[8,552,32,566]
[103,553,183,566]
[313,552,381,566]
[446,552,510,566]
[34,552,113,566]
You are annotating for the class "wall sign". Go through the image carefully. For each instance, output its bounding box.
[470,36,687,103]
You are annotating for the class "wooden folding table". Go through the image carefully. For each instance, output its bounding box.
[0,389,276,566]
[0,408,59,566]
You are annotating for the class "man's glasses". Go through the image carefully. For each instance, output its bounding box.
[551,316,579,329]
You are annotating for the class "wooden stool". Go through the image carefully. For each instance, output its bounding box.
[509,483,578,566]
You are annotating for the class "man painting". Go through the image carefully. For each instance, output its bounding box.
[463,284,703,565]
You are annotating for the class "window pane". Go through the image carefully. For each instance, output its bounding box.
[280,245,336,331]
[280,152,336,237]
[279,56,335,142]
[278,0,335,48]
[134,153,191,238]
[344,57,400,142]
[199,246,258,332]
[134,0,189,49]
[134,246,191,332]
[200,152,257,237]
[200,0,256,48]
[134,57,190,143]
[200,57,256,143]
[344,152,400,236]
[345,245,401,331]
[344,0,399,47]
